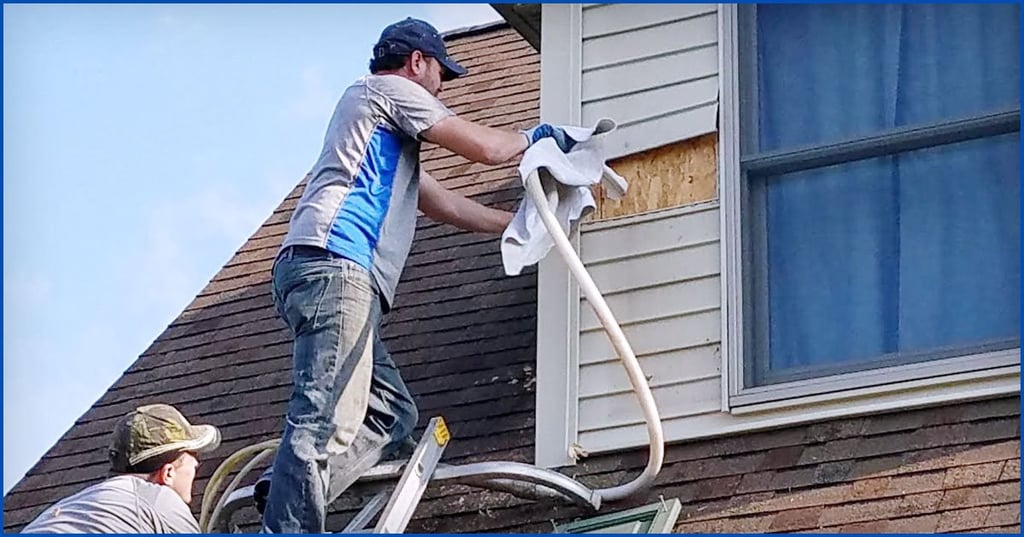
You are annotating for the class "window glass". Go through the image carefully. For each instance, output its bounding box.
[742,4,1021,386]
[754,4,1020,152]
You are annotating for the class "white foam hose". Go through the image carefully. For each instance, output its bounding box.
[523,168,665,502]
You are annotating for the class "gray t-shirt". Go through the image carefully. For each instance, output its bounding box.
[281,74,454,307]
[20,475,199,534]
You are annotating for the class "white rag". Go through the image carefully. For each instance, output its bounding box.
[501,118,628,276]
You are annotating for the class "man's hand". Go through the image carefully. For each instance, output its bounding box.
[522,123,577,153]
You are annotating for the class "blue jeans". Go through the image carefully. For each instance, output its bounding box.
[261,246,419,533]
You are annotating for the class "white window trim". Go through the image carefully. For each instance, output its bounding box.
[717,3,1021,413]
[535,2,583,469]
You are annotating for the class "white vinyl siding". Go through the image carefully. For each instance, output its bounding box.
[534,3,1020,467]
[576,206,722,451]
[579,3,718,159]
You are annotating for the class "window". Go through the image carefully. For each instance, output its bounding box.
[727,4,1020,402]
[555,498,682,534]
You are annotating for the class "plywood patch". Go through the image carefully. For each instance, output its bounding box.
[594,133,717,220]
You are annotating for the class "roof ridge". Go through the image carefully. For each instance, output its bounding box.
[441,19,508,40]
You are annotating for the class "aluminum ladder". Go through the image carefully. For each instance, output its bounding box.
[344,416,453,533]
[211,416,600,533]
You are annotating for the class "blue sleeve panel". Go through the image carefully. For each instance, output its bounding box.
[326,126,402,269]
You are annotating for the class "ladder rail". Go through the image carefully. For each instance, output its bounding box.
[209,452,603,532]
[342,491,389,533]
[360,460,599,507]
[372,416,450,533]
[432,462,600,509]
[210,485,254,533]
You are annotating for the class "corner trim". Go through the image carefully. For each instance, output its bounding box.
[718,3,742,412]
[535,2,583,469]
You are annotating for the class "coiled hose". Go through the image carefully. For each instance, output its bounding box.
[198,439,278,532]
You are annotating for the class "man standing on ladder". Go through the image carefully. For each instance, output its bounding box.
[257,17,577,533]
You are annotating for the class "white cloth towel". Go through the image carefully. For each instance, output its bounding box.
[501,118,628,276]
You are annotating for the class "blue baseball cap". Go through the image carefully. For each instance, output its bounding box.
[373,18,468,82]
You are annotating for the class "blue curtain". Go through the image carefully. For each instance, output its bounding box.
[751,4,1021,378]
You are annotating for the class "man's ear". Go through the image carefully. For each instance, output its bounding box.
[408,50,426,75]
[153,463,175,486]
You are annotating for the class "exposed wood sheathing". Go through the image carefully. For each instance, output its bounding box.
[595,133,717,221]
[4,23,1019,535]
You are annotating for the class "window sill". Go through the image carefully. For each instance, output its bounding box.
[729,348,1020,415]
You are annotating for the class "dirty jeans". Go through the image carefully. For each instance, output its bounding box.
[261,246,419,533]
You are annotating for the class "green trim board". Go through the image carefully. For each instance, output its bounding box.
[555,498,682,534]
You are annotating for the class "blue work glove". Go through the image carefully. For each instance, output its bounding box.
[522,123,577,153]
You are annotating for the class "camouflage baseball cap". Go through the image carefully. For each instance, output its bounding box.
[108,404,221,473]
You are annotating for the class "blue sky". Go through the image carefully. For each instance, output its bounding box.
[2,3,501,494]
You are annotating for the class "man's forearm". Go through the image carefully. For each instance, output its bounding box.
[423,117,529,165]
[439,194,513,234]
[419,172,513,234]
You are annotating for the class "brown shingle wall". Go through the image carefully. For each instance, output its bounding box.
[220,396,1019,534]
[397,396,1019,534]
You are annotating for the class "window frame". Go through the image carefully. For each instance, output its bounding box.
[554,498,682,534]
[719,3,1022,409]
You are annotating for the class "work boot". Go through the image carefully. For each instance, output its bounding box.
[253,468,272,515]
[388,436,418,460]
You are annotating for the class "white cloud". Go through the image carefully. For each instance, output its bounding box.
[2,269,55,361]
[131,180,280,322]
[281,65,339,122]
[155,7,206,36]
[280,5,504,123]
[3,272,53,315]
[150,7,208,55]
[423,3,502,33]
[1,173,297,494]
[192,187,271,240]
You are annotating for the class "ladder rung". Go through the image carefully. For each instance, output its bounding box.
[342,491,389,533]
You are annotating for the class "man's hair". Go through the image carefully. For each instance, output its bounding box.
[369,54,410,73]
[121,450,184,475]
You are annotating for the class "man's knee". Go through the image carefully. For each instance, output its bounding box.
[282,420,332,462]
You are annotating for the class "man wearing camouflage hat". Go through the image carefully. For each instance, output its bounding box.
[21,403,221,534]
